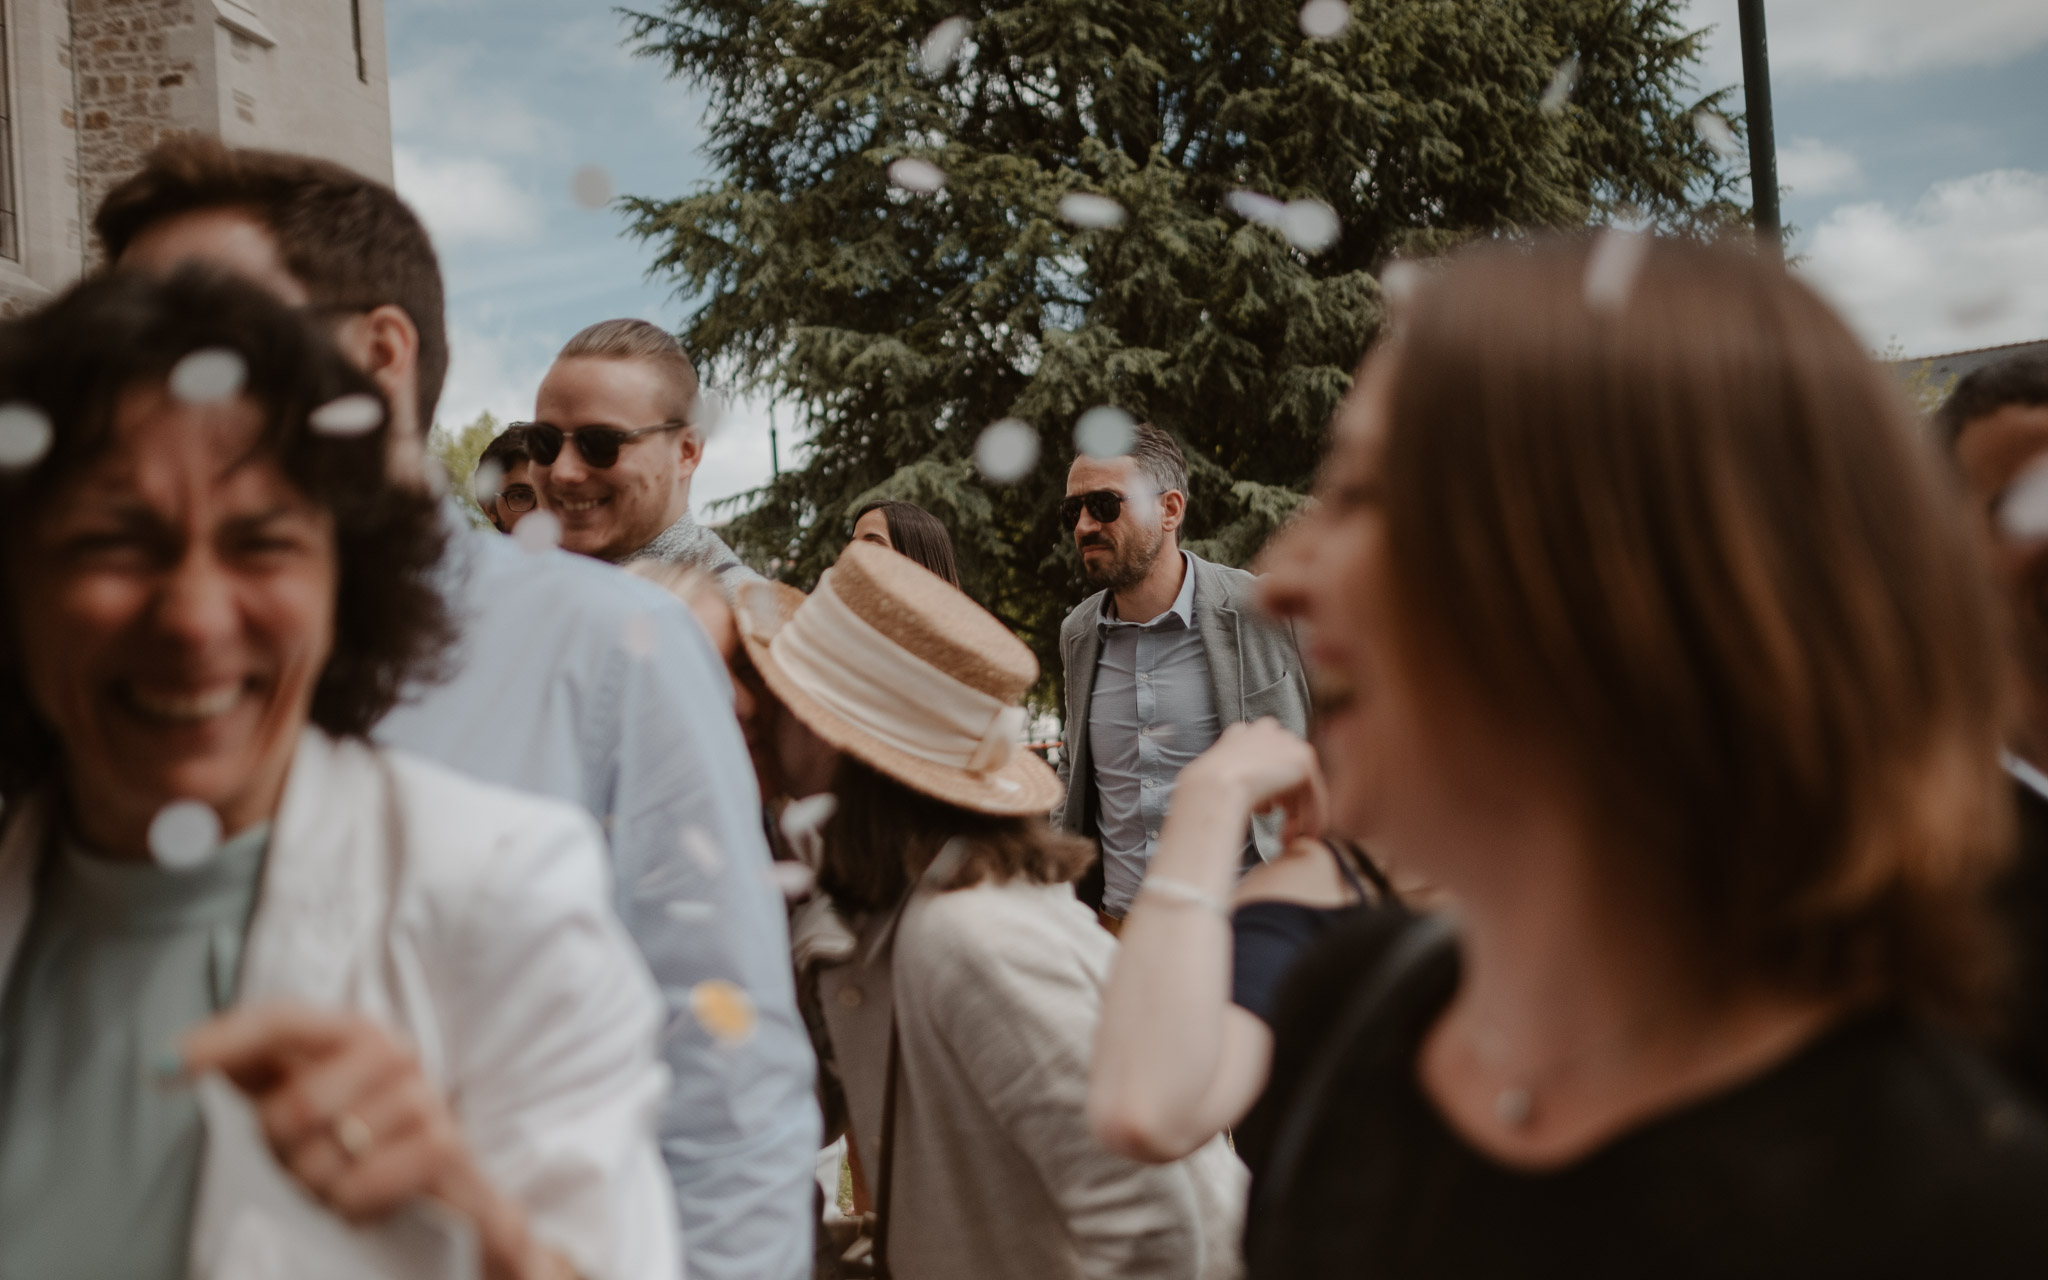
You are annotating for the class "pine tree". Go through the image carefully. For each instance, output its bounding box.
[621,0,1746,699]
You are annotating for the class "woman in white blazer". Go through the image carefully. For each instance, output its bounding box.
[737,540,1245,1280]
[0,270,678,1280]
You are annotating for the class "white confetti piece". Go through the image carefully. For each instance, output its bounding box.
[513,510,562,553]
[149,800,222,869]
[2001,458,2048,539]
[1075,406,1137,459]
[692,386,727,435]
[920,16,971,76]
[168,348,247,405]
[571,164,613,210]
[1298,0,1351,39]
[1583,227,1651,316]
[1692,110,1741,159]
[1279,199,1341,253]
[975,418,1041,483]
[1539,54,1579,117]
[1057,192,1126,229]
[769,861,817,901]
[623,612,657,658]
[0,402,52,468]
[888,158,946,194]
[1225,189,1286,226]
[472,459,505,504]
[308,393,384,436]
[1379,260,1424,306]
[691,979,757,1046]
[679,825,725,877]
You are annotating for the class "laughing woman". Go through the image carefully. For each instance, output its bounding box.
[0,270,677,1280]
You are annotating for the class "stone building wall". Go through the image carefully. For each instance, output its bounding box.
[0,0,390,313]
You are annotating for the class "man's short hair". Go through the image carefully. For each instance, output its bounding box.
[1937,353,2048,450]
[1126,421,1188,498]
[477,425,532,475]
[556,319,701,431]
[93,137,448,429]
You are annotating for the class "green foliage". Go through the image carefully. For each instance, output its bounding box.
[621,0,1746,696]
[428,411,504,530]
[1878,338,1958,423]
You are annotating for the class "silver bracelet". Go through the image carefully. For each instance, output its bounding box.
[1138,874,1232,921]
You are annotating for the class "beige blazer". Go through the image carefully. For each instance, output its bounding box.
[817,868,1245,1280]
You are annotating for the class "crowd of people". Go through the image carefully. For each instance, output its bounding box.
[0,133,2042,1280]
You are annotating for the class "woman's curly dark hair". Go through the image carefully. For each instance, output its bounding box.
[0,266,452,801]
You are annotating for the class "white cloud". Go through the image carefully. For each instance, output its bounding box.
[393,147,544,248]
[1777,138,1861,196]
[693,390,784,518]
[1685,0,2048,83]
[433,323,551,433]
[1798,168,2048,356]
[390,48,559,156]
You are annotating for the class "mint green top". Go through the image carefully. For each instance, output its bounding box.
[0,822,269,1280]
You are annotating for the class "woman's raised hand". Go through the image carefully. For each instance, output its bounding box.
[1180,718,1328,844]
[179,1003,577,1280]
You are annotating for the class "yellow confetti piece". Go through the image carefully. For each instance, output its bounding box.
[691,980,757,1047]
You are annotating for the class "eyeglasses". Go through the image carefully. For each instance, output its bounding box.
[499,485,538,514]
[510,420,688,470]
[1059,490,1124,530]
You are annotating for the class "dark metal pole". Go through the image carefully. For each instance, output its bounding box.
[1737,0,1781,256]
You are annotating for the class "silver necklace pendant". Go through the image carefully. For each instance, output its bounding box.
[1493,1085,1534,1128]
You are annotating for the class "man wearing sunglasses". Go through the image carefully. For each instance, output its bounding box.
[528,320,756,581]
[1053,422,1312,928]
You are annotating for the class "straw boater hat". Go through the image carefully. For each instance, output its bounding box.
[736,541,1062,817]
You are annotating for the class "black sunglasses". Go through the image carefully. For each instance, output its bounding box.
[1059,490,1125,530]
[511,420,688,470]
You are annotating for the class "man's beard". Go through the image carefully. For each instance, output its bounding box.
[1080,523,1165,593]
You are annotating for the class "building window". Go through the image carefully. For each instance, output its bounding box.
[351,0,368,83]
[0,4,16,261]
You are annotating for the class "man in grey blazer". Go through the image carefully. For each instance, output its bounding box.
[1054,422,1311,922]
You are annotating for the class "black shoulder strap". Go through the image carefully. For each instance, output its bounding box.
[1249,913,1456,1273]
[870,1018,902,1280]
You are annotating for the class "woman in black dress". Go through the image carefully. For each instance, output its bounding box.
[1227,235,2048,1277]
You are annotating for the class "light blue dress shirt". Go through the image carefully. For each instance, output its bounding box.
[376,505,819,1280]
[1089,552,1225,916]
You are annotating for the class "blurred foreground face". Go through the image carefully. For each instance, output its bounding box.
[851,506,894,551]
[118,207,311,307]
[1066,454,1167,592]
[9,386,337,841]
[533,356,696,560]
[1261,362,1441,839]
[1955,403,2048,694]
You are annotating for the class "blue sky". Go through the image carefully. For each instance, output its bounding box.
[387,0,2048,514]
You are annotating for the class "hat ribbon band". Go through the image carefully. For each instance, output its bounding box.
[770,570,1024,776]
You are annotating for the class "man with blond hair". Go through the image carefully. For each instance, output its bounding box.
[529,319,755,578]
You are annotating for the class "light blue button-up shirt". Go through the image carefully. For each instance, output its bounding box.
[377,506,818,1280]
[1089,552,1224,916]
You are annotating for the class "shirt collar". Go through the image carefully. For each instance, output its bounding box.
[1099,551,1198,630]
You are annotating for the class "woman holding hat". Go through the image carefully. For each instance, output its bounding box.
[735,540,1245,1280]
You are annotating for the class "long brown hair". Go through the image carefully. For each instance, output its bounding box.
[1376,235,2011,1024]
[818,755,1093,914]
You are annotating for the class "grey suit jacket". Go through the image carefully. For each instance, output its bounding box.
[1054,553,1311,908]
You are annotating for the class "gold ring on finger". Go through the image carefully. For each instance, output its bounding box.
[334,1112,373,1160]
